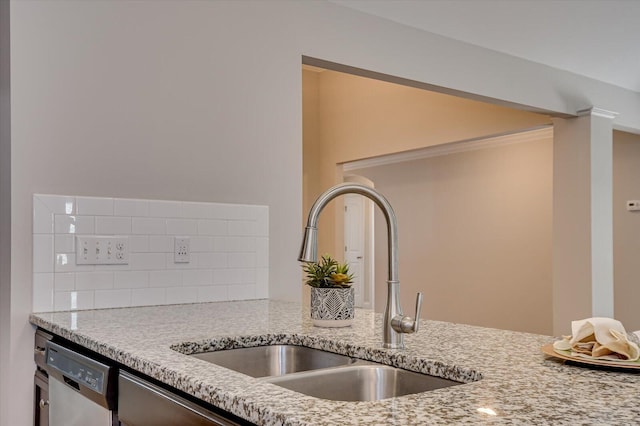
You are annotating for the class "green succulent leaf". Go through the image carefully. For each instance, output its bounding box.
[302,254,354,288]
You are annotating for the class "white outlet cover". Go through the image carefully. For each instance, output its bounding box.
[174,237,190,263]
[76,236,129,265]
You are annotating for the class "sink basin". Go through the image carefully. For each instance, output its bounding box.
[190,345,356,377]
[266,364,461,401]
[184,343,467,401]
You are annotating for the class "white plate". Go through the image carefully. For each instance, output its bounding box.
[541,344,640,370]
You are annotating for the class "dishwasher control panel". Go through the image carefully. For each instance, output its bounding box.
[46,341,109,395]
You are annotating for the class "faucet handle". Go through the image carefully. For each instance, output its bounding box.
[392,292,423,334]
[412,292,423,333]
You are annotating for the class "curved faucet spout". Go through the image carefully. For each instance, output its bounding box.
[299,183,398,282]
[299,183,422,349]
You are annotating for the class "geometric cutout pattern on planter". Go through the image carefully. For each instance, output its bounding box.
[310,287,355,321]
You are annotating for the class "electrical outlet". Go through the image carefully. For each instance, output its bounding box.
[174,237,190,263]
[627,200,640,211]
[76,236,129,265]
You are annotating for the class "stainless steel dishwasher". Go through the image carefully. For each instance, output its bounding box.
[45,341,119,426]
[118,371,244,426]
[34,329,52,426]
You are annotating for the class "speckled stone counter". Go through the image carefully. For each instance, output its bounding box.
[30,300,640,425]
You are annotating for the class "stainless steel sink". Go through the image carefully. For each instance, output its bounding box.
[266,364,461,401]
[190,345,356,378]
[186,344,465,401]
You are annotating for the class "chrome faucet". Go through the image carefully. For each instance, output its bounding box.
[299,183,423,349]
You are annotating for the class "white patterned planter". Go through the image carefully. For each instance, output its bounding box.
[310,287,355,328]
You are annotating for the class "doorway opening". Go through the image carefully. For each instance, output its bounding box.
[302,59,557,334]
[342,175,375,309]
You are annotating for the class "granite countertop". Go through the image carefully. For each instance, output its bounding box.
[30,300,640,425]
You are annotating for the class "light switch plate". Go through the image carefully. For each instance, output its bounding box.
[76,236,129,265]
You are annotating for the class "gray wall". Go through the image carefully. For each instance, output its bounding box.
[613,131,640,330]
[0,0,11,421]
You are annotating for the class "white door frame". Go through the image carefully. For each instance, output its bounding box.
[343,175,375,309]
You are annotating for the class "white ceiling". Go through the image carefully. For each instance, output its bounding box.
[330,0,640,92]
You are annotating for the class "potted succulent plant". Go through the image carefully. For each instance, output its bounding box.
[303,255,355,327]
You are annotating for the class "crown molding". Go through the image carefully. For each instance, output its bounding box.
[576,107,619,119]
[343,126,553,172]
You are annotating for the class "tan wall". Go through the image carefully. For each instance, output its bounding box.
[310,71,550,256]
[302,70,322,300]
[305,70,551,263]
[356,136,554,334]
[613,131,640,330]
[303,69,322,220]
[318,72,551,163]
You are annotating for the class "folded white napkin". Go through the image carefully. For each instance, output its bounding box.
[553,317,640,361]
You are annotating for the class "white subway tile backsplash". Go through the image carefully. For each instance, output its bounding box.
[53,292,72,311]
[54,273,76,291]
[181,202,213,219]
[33,198,54,234]
[34,194,268,312]
[54,216,74,234]
[130,253,166,270]
[210,204,237,220]
[228,221,258,237]
[76,271,114,291]
[228,253,256,268]
[33,273,54,312]
[213,237,256,253]
[95,289,132,309]
[228,284,256,301]
[37,194,76,215]
[149,270,182,287]
[93,263,131,272]
[148,200,180,218]
[55,215,95,234]
[182,269,213,286]
[256,238,269,268]
[255,276,269,299]
[76,291,96,310]
[166,219,197,236]
[55,235,75,253]
[190,236,213,252]
[55,253,95,273]
[148,236,172,252]
[114,199,148,217]
[256,209,269,237]
[197,286,227,303]
[95,216,132,234]
[212,204,259,221]
[197,220,227,236]
[213,268,244,285]
[241,269,256,284]
[77,196,114,216]
[256,267,268,287]
[129,236,149,252]
[132,218,165,235]
[196,252,227,268]
[33,235,54,273]
[114,271,148,289]
[132,288,166,306]
[54,291,94,311]
[166,286,198,304]
[164,253,198,269]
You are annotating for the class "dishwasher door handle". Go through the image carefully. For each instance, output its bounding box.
[62,376,81,391]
